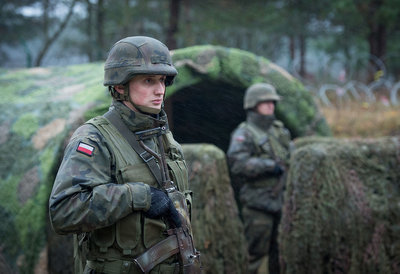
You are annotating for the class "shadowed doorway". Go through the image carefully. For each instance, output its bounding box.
[165,81,246,152]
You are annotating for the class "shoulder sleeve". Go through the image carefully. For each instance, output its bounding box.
[164,130,185,161]
[273,120,284,127]
[274,120,292,148]
[49,123,148,234]
[227,126,277,178]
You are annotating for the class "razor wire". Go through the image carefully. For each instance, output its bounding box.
[317,80,400,107]
[290,54,400,106]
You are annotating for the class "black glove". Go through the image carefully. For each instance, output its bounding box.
[144,187,182,227]
[273,164,284,176]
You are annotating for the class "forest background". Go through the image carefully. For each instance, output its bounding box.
[2,0,400,137]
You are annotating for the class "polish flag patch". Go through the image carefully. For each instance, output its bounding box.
[76,142,95,156]
[235,135,245,142]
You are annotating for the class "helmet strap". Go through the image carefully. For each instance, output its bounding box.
[124,85,162,115]
[109,86,129,101]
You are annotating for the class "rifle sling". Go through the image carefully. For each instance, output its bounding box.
[104,111,198,272]
[133,234,180,272]
[103,110,163,186]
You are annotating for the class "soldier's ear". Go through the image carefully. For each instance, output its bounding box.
[114,85,124,94]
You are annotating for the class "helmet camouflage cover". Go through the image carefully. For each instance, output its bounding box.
[104,36,177,86]
[244,83,281,110]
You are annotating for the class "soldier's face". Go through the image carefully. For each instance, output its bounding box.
[116,74,166,112]
[256,101,275,115]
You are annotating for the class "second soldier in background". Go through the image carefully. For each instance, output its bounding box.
[227,83,293,274]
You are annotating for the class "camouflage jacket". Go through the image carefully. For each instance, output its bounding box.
[49,100,189,235]
[227,111,292,212]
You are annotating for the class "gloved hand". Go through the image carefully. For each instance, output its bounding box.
[273,164,284,176]
[144,187,182,227]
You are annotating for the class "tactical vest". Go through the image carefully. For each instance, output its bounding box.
[80,116,191,272]
[240,120,290,166]
[238,120,290,213]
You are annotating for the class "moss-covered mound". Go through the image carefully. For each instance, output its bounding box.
[88,45,332,151]
[280,136,400,274]
[182,144,248,273]
[0,64,106,273]
[167,45,331,151]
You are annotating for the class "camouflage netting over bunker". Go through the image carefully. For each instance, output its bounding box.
[0,45,329,273]
[88,45,332,151]
[280,136,400,273]
[167,45,331,151]
[182,144,248,273]
[0,64,106,273]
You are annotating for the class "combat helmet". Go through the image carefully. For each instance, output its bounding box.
[243,83,281,110]
[104,36,177,87]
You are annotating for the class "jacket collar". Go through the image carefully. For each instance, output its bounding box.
[110,100,168,132]
[247,110,275,131]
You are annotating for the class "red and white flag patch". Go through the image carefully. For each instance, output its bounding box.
[76,142,95,156]
[235,135,245,142]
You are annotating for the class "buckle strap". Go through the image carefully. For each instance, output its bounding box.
[104,110,163,186]
[139,151,155,163]
[133,235,179,273]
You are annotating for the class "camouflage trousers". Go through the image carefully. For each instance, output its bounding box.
[241,206,281,274]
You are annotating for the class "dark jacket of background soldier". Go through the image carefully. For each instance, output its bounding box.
[227,83,292,274]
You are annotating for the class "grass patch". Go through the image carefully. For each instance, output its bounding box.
[321,102,400,138]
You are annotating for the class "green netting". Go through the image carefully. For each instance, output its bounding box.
[280,136,400,274]
[0,45,330,273]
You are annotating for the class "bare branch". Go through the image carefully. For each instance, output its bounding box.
[34,0,78,67]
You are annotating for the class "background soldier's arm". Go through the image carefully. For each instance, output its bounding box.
[227,128,278,179]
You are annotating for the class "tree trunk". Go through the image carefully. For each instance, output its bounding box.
[96,0,105,61]
[355,0,387,81]
[289,36,295,61]
[43,0,49,41]
[85,0,94,62]
[183,0,194,46]
[121,0,130,37]
[288,35,295,72]
[166,0,181,49]
[368,23,386,73]
[34,0,77,67]
[299,34,306,78]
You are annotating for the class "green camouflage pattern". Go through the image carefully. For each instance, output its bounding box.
[244,82,281,110]
[50,99,192,272]
[0,64,105,273]
[280,136,400,273]
[227,111,291,273]
[49,100,156,234]
[168,45,331,138]
[182,144,249,273]
[241,207,280,273]
[0,45,327,273]
[104,36,177,86]
[227,112,291,185]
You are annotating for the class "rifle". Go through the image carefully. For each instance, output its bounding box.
[258,134,288,198]
[133,127,202,273]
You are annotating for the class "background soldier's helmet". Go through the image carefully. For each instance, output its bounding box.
[103,36,178,86]
[243,83,281,110]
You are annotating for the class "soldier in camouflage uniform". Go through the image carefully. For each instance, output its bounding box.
[227,83,292,274]
[49,36,200,274]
